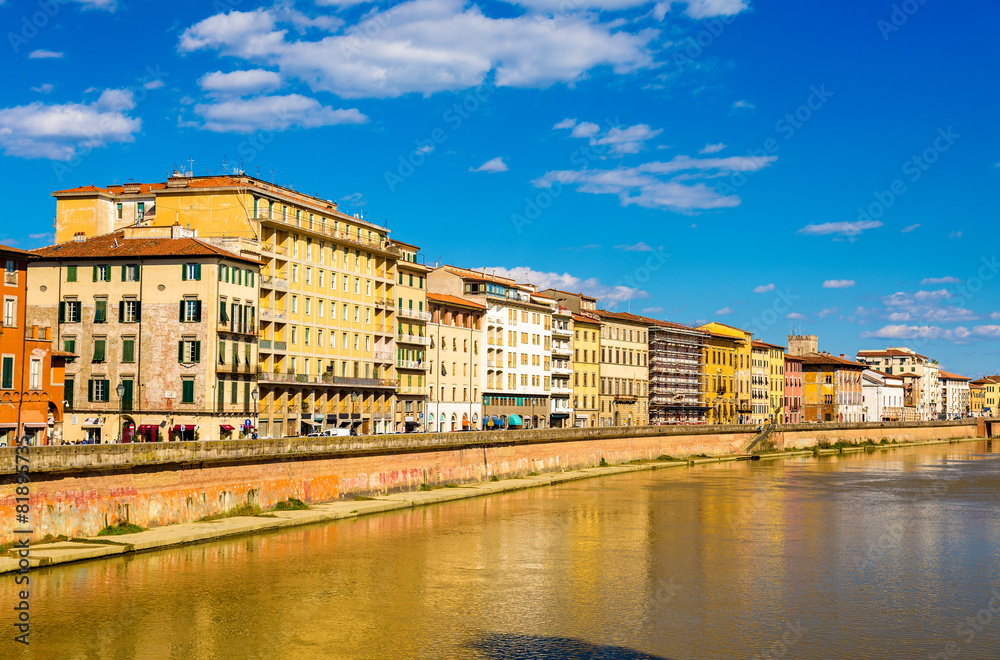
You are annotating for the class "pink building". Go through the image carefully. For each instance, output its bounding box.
[784,354,803,424]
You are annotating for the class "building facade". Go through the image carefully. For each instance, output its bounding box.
[647,319,708,425]
[856,347,940,420]
[800,354,865,423]
[28,227,259,443]
[783,354,803,424]
[538,289,601,428]
[597,311,649,427]
[1,245,68,446]
[862,369,905,422]
[548,304,574,428]
[393,242,430,432]
[53,173,407,437]
[969,380,987,416]
[426,293,485,432]
[937,371,970,418]
[698,322,752,424]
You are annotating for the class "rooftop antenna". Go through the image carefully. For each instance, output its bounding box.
[256,166,260,178]
[222,155,228,175]
[270,169,275,183]
[187,156,194,176]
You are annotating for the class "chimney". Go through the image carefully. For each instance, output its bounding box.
[42,327,49,340]
[31,325,38,339]
[840,354,845,359]
[74,232,86,242]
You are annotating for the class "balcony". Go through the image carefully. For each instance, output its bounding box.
[260,308,287,322]
[613,394,639,402]
[552,326,572,337]
[374,298,396,310]
[373,325,394,336]
[373,350,393,362]
[550,385,573,396]
[322,376,399,389]
[397,334,430,346]
[397,308,431,321]
[551,344,572,357]
[259,339,272,350]
[261,243,288,257]
[487,359,497,368]
[261,275,289,290]
[259,371,298,383]
[552,365,572,376]
[397,384,426,396]
[397,359,428,370]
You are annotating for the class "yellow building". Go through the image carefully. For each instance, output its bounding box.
[751,340,786,424]
[970,382,985,416]
[27,226,259,443]
[53,173,405,437]
[426,293,485,432]
[971,376,1000,416]
[571,312,601,428]
[393,241,430,432]
[596,310,649,427]
[697,322,753,424]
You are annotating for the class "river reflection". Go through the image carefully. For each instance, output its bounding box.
[7,441,1000,659]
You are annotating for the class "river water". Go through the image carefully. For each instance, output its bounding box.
[7,441,1000,659]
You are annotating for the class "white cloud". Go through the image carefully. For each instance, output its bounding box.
[921,276,961,285]
[475,266,647,306]
[861,324,1000,343]
[822,279,855,289]
[199,69,282,96]
[556,118,662,155]
[28,50,64,59]
[901,223,921,233]
[816,307,838,318]
[699,143,726,154]
[798,220,882,237]
[615,242,653,252]
[753,283,774,293]
[641,306,664,314]
[991,312,1000,320]
[340,192,366,206]
[31,84,54,94]
[0,89,140,160]
[73,0,118,9]
[533,153,776,212]
[192,94,367,133]
[786,312,807,320]
[949,231,963,239]
[682,0,749,18]
[179,3,657,99]
[28,232,53,241]
[470,156,508,173]
[315,0,375,6]
[733,99,754,110]
[879,289,980,324]
[715,306,734,315]
[143,80,165,90]
[415,144,434,154]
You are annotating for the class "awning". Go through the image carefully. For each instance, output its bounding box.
[172,424,196,432]
[300,419,319,426]
[508,414,523,426]
[492,415,502,425]
[22,423,48,428]
[21,410,47,425]
[137,425,159,432]
[220,424,235,431]
[0,423,16,428]
[82,418,103,428]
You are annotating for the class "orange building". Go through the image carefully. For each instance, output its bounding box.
[0,244,70,445]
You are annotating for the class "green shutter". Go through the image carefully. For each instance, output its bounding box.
[219,266,223,282]
[244,381,250,405]
[218,380,225,408]
[92,266,97,282]
[135,302,141,321]
[66,266,77,282]
[1,356,12,389]
[194,301,202,322]
[193,341,201,363]
[121,265,127,281]
[58,301,65,323]
[93,340,105,362]
[178,341,184,363]
[88,379,94,402]
[102,380,110,402]
[119,301,125,323]
[123,339,134,363]
[195,263,202,280]
[135,264,140,281]
[180,301,185,322]
[64,378,74,409]
[182,379,195,403]
[182,264,188,281]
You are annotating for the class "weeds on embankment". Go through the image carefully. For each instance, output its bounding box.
[98,522,146,536]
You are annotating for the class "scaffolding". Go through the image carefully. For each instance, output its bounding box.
[648,323,709,424]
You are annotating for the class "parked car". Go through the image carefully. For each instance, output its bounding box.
[319,428,352,437]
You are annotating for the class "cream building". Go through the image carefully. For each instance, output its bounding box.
[429,266,551,429]
[393,241,430,432]
[537,289,601,428]
[548,304,574,428]
[596,310,649,427]
[856,347,940,420]
[426,293,485,431]
[52,173,409,437]
[938,370,971,418]
[27,226,259,443]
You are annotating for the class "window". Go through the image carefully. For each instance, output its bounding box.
[318,271,324,288]
[291,296,298,314]
[178,339,201,363]
[93,265,110,282]
[2,298,14,327]
[122,264,140,282]
[88,379,110,402]
[181,299,202,323]
[1,356,12,389]
[306,268,312,285]
[182,379,195,404]
[292,265,299,283]
[63,337,76,355]
[137,202,145,222]
[116,203,122,219]
[93,338,106,363]
[29,359,41,390]
[120,300,139,323]
[66,265,77,282]
[64,377,74,409]
[305,298,311,316]
[122,338,136,363]
[93,299,108,324]
[182,263,202,281]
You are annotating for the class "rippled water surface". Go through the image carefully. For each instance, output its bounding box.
[8,441,1000,659]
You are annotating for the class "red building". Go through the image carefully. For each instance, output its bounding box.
[0,245,70,445]
[784,353,803,424]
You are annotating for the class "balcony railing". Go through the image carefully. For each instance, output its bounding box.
[261,275,289,290]
[259,339,272,350]
[397,384,426,396]
[257,212,400,255]
[397,308,431,321]
[373,350,393,362]
[374,298,396,310]
[613,394,639,402]
[397,334,430,346]
[260,308,287,321]
[552,326,572,337]
[551,344,572,355]
[487,359,497,368]
[552,366,572,376]
[550,386,573,395]
[396,359,428,370]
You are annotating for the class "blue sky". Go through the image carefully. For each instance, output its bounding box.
[1,0,998,376]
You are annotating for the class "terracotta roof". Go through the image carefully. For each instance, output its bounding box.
[752,340,786,350]
[938,370,970,381]
[31,231,260,265]
[856,348,929,360]
[539,287,598,302]
[50,350,77,358]
[51,184,112,195]
[0,243,37,258]
[868,370,903,381]
[971,376,1000,385]
[596,310,658,326]
[426,293,487,310]
[571,313,600,324]
[783,353,804,362]
[799,354,867,369]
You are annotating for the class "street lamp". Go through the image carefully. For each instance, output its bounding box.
[115,382,125,444]
[251,387,259,438]
[350,391,359,435]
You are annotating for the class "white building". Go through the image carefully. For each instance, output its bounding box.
[862,369,905,422]
[547,302,574,428]
[938,370,971,418]
[856,347,940,420]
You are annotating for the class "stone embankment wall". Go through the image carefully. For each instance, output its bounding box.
[0,421,979,543]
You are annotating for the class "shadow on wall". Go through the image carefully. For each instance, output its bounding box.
[468,633,672,659]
